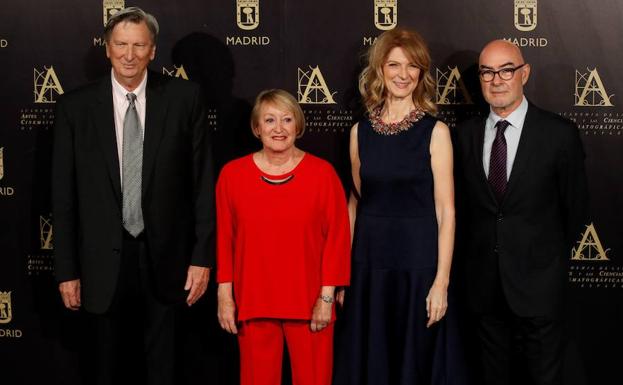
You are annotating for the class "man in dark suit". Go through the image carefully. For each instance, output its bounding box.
[454,40,588,385]
[52,7,214,385]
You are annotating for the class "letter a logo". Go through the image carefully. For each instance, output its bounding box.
[575,68,614,107]
[34,66,64,104]
[163,65,189,80]
[297,66,337,104]
[40,215,54,250]
[436,66,473,105]
[571,223,609,261]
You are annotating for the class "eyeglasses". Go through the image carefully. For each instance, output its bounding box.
[479,64,527,82]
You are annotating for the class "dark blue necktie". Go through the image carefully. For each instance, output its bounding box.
[488,120,510,203]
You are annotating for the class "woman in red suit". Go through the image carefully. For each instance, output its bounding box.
[216,89,351,385]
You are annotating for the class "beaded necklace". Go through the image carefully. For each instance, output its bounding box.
[370,106,425,135]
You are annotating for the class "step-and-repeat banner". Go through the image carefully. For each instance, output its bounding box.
[1,1,621,384]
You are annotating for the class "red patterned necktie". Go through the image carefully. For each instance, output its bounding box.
[488,119,510,203]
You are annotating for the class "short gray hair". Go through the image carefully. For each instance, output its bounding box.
[104,7,159,43]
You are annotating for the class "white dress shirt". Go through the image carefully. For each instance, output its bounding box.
[111,69,147,185]
[483,96,528,180]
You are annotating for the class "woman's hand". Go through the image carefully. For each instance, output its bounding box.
[426,279,448,328]
[311,297,333,332]
[311,286,336,332]
[217,283,238,334]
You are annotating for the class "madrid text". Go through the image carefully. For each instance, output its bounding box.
[226,36,270,46]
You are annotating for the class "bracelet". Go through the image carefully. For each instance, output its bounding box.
[319,294,334,304]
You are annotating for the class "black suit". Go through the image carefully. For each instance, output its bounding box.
[52,71,215,383]
[455,102,588,385]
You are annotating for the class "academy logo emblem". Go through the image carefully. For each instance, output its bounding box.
[514,0,537,32]
[435,66,473,105]
[297,66,337,104]
[571,223,609,261]
[574,68,614,107]
[40,215,53,250]
[0,291,11,324]
[237,0,260,30]
[34,66,64,104]
[162,65,189,80]
[374,0,397,31]
[103,0,125,26]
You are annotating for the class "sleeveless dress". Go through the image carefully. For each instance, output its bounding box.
[333,115,466,385]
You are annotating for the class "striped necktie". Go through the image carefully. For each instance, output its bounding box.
[488,119,510,203]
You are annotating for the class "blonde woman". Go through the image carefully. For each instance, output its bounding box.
[334,28,465,385]
[217,89,350,385]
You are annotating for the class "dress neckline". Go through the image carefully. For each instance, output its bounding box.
[250,152,307,183]
[369,106,426,135]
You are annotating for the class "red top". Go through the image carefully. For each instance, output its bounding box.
[216,153,350,321]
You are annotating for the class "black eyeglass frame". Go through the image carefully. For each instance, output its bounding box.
[479,63,527,82]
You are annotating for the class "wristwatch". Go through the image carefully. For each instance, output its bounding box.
[319,294,334,304]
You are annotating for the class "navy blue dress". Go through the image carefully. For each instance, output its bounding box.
[334,115,466,385]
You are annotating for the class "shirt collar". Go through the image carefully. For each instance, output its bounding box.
[110,69,148,101]
[486,96,528,129]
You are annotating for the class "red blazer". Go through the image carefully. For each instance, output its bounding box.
[216,154,350,321]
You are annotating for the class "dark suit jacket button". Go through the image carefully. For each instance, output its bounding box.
[112,248,120,254]
[497,213,503,221]
[494,245,499,253]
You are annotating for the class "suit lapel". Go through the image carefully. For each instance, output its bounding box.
[142,72,168,195]
[503,104,537,205]
[472,118,498,204]
[93,78,122,204]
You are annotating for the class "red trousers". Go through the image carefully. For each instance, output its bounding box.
[237,319,334,385]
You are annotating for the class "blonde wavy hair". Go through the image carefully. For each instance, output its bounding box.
[359,27,437,115]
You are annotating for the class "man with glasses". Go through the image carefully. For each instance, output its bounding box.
[454,40,588,385]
